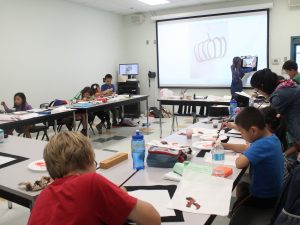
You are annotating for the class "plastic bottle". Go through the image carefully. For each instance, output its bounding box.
[211,140,225,162]
[131,130,145,170]
[249,97,254,107]
[229,99,238,116]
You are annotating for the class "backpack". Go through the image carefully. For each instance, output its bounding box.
[51,99,68,107]
[120,118,138,127]
[270,165,300,225]
[149,107,163,118]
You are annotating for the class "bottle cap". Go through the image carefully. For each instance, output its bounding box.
[132,130,144,140]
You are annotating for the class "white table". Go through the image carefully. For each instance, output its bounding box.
[124,119,246,225]
[70,95,149,136]
[0,109,77,133]
[157,98,230,138]
[0,136,135,209]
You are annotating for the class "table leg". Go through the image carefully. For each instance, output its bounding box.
[146,98,149,128]
[159,101,162,138]
[171,105,175,133]
[54,120,57,134]
[8,201,12,209]
[73,111,76,131]
[85,109,89,137]
[29,199,36,212]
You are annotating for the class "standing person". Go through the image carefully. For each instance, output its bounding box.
[230,57,254,100]
[250,68,300,160]
[1,92,33,138]
[101,74,122,126]
[282,60,300,84]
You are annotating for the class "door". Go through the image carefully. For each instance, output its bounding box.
[291,36,300,65]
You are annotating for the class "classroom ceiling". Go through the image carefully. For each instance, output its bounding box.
[65,0,234,15]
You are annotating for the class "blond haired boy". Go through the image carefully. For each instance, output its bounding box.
[27,132,160,225]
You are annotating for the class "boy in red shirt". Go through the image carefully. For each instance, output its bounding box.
[27,132,160,225]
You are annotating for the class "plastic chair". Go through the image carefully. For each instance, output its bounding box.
[76,116,96,135]
[46,101,73,132]
[17,125,49,141]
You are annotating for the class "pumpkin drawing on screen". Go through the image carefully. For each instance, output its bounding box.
[194,33,227,63]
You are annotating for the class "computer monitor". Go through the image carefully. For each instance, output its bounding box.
[119,63,139,75]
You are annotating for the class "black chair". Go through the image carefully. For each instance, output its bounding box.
[76,116,96,135]
[17,122,49,141]
[44,101,73,132]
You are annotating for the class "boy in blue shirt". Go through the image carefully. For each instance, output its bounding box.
[101,74,116,95]
[101,74,122,126]
[229,107,284,216]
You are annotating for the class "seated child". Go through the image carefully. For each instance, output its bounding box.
[101,74,122,126]
[223,107,284,217]
[1,92,33,138]
[75,87,94,136]
[91,83,111,133]
[282,60,300,84]
[27,132,160,225]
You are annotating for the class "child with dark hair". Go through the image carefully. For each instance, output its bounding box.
[101,74,115,96]
[260,106,288,151]
[91,83,103,97]
[80,87,93,101]
[75,87,94,136]
[224,107,284,219]
[101,74,122,126]
[251,68,300,160]
[282,60,300,84]
[90,83,111,133]
[1,92,33,138]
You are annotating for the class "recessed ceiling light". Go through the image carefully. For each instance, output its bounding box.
[138,0,170,6]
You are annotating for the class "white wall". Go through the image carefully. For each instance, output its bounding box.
[0,0,124,107]
[269,0,300,74]
[123,0,300,107]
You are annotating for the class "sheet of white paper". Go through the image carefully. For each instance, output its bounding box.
[27,108,48,113]
[0,156,15,165]
[204,152,239,167]
[206,95,229,102]
[0,114,17,121]
[235,91,251,98]
[128,190,176,217]
[17,113,39,120]
[168,172,233,216]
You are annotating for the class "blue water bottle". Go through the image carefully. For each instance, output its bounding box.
[131,130,145,170]
[229,99,238,116]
